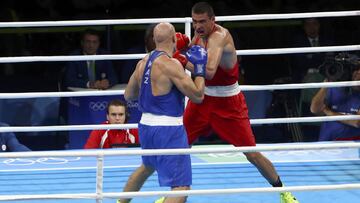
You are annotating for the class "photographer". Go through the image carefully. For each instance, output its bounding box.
[310,54,360,141]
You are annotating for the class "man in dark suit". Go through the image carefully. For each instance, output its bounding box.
[291,18,333,83]
[64,29,118,90]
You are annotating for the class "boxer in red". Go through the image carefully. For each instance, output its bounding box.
[183,2,299,203]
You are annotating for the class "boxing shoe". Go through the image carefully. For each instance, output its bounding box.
[280,191,299,203]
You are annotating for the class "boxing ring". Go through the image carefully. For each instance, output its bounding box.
[1,10,360,203]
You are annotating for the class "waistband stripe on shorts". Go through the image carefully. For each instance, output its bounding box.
[140,113,183,126]
[205,82,241,97]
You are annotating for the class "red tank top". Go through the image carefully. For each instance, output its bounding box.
[194,34,239,86]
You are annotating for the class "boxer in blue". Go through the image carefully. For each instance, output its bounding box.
[119,22,207,203]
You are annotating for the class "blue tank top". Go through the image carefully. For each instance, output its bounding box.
[319,87,360,141]
[138,50,185,117]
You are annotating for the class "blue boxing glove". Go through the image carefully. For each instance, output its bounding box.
[185,45,207,77]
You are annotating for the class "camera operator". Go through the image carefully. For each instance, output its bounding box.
[310,54,360,141]
[290,18,334,141]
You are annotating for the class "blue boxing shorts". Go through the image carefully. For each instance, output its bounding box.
[138,123,192,187]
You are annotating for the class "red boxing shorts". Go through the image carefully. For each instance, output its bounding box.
[184,92,256,147]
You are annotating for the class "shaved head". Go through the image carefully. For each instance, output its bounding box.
[153,22,175,44]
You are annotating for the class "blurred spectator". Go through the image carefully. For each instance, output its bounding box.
[35,0,62,20]
[144,24,156,53]
[118,24,156,84]
[64,29,118,90]
[290,18,334,141]
[71,0,112,19]
[0,122,31,152]
[0,0,29,76]
[310,60,360,141]
[243,0,282,13]
[117,31,145,84]
[84,99,139,149]
[290,18,333,84]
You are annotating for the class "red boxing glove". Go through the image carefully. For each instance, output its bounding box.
[175,32,190,51]
[173,50,188,67]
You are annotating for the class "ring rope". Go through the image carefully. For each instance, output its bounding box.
[0,81,359,99]
[1,142,359,158]
[96,184,360,199]
[0,115,359,133]
[217,10,360,21]
[0,89,123,99]
[0,193,97,201]
[251,115,360,124]
[236,45,360,55]
[0,10,358,28]
[0,183,359,201]
[0,115,360,133]
[96,155,104,203]
[0,45,359,64]
[0,54,145,63]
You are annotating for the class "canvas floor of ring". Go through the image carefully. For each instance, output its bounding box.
[0,142,359,203]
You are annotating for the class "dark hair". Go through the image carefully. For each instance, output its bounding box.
[144,24,156,52]
[106,99,130,122]
[302,18,320,26]
[192,2,215,18]
[81,28,101,41]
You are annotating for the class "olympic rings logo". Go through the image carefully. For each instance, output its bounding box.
[127,100,138,108]
[89,101,108,111]
[2,157,81,166]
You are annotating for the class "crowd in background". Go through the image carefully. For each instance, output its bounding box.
[0,0,360,150]
[0,0,359,89]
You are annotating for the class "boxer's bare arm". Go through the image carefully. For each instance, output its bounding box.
[165,59,205,103]
[205,32,225,80]
[124,59,145,101]
[189,31,225,80]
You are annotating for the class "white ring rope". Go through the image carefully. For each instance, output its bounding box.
[236,45,360,55]
[251,115,360,124]
[0,10,358,28]
[0,142,359,158]
[241,81,360,91]
[0,45,359,64]
[216,10,360,21]
[0,81,359,99]
[0,89,123,99]
[0,183,359,201]
[0,54,145,63]
[96,155,104,203]
[0,115,359,133]
[104,184,360,199]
